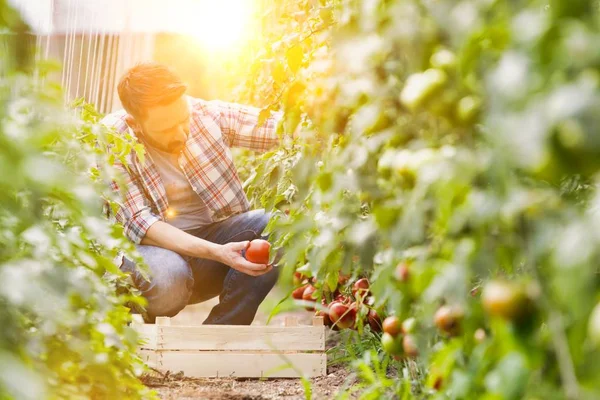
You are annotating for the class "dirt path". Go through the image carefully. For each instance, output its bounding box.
[144,290,354,400]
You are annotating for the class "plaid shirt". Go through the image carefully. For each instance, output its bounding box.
[101,98,281,244]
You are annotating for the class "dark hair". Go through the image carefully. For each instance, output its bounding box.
[117,62,187,120]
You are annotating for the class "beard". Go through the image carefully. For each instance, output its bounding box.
[137,130,186,154]
[167,140,185,153]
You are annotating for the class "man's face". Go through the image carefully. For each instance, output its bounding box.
[130,96,191,154]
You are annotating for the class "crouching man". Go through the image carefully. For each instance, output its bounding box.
[102,62,281,324]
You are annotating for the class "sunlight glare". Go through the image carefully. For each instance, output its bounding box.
[182,0,256,52]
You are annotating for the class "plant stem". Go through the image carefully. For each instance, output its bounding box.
[547,311,580,400]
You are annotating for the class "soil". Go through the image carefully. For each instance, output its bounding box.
[143,363,353,400]
[142,292,356,400]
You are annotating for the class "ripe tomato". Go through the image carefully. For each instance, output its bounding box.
[292,284,308,300]
[329,301,356,330]
[352,278,370,298]
[302,285,317,311]
[403,335,419,358]
[316,310,332,327]
[434,305,463,335]
[382,316,402,337]
[245,239,271,264]
[302,285,317,301]
[395,262,410,282]
[367,309,382,332]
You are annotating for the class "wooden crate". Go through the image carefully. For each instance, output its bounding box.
[133,315,327,378]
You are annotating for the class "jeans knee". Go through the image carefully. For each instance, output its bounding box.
[255,265,279,297]
[132,246,194,318]
[248,209,271,238]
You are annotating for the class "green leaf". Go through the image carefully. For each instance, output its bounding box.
[285,45,303,74]
[484,353,529,400]
[257,108,272,127]
[133,144,145,165]
[317,172,333,191]
[272,60,286,85]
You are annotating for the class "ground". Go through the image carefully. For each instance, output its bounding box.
[142,288,354,400]
[144,363,351,400]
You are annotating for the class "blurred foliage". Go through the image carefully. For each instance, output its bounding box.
[0,1,152,398]
[237,0,600,398]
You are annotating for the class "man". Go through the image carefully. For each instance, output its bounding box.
[102,62,281,325]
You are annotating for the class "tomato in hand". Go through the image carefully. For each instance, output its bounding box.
[245,239,271,264]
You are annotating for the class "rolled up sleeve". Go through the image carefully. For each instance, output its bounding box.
[212,100,283,152]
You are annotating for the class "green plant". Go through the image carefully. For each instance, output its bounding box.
[0,2,152,398]
[238,0,600,398]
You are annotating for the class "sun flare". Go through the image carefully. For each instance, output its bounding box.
[181,0,256,52]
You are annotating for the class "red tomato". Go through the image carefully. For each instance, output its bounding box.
[367,309,382,332]
[329,301,356,330]
[245,239,271,264]
[351,278,370,298]
[292,284,309,300]
[382,316,402,337]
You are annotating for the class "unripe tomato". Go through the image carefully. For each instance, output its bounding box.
[381,332,403,355]
[430,49,456,70]
[401,317,417,334]
[400,68,448,112]
[482,280,532,322]
[456,95,482,124]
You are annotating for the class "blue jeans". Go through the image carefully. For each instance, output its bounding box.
[120,209,279,325]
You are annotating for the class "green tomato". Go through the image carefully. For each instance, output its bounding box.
[456,95,482,123]
[482,280,533,322]
[430,49,456,70]
[400,69,448,112]
[402,317,417,334]
[381,332,404,355]
[589,302,600,346]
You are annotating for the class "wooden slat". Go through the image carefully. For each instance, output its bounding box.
[155,325,325,351]
[135,324,157,350]
[285,316,298,326]
[139,349,158,368]
[154,351,327,378]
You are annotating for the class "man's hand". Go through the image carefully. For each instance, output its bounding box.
[141,222,272,276]
[217,241,273,276]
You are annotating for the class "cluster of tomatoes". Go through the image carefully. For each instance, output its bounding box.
[292,260,540,362]
[291,270,421,359]
[292,274,383,330]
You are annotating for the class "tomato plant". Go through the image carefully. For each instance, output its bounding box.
[237,0,600,398]
[0,2,152,398]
